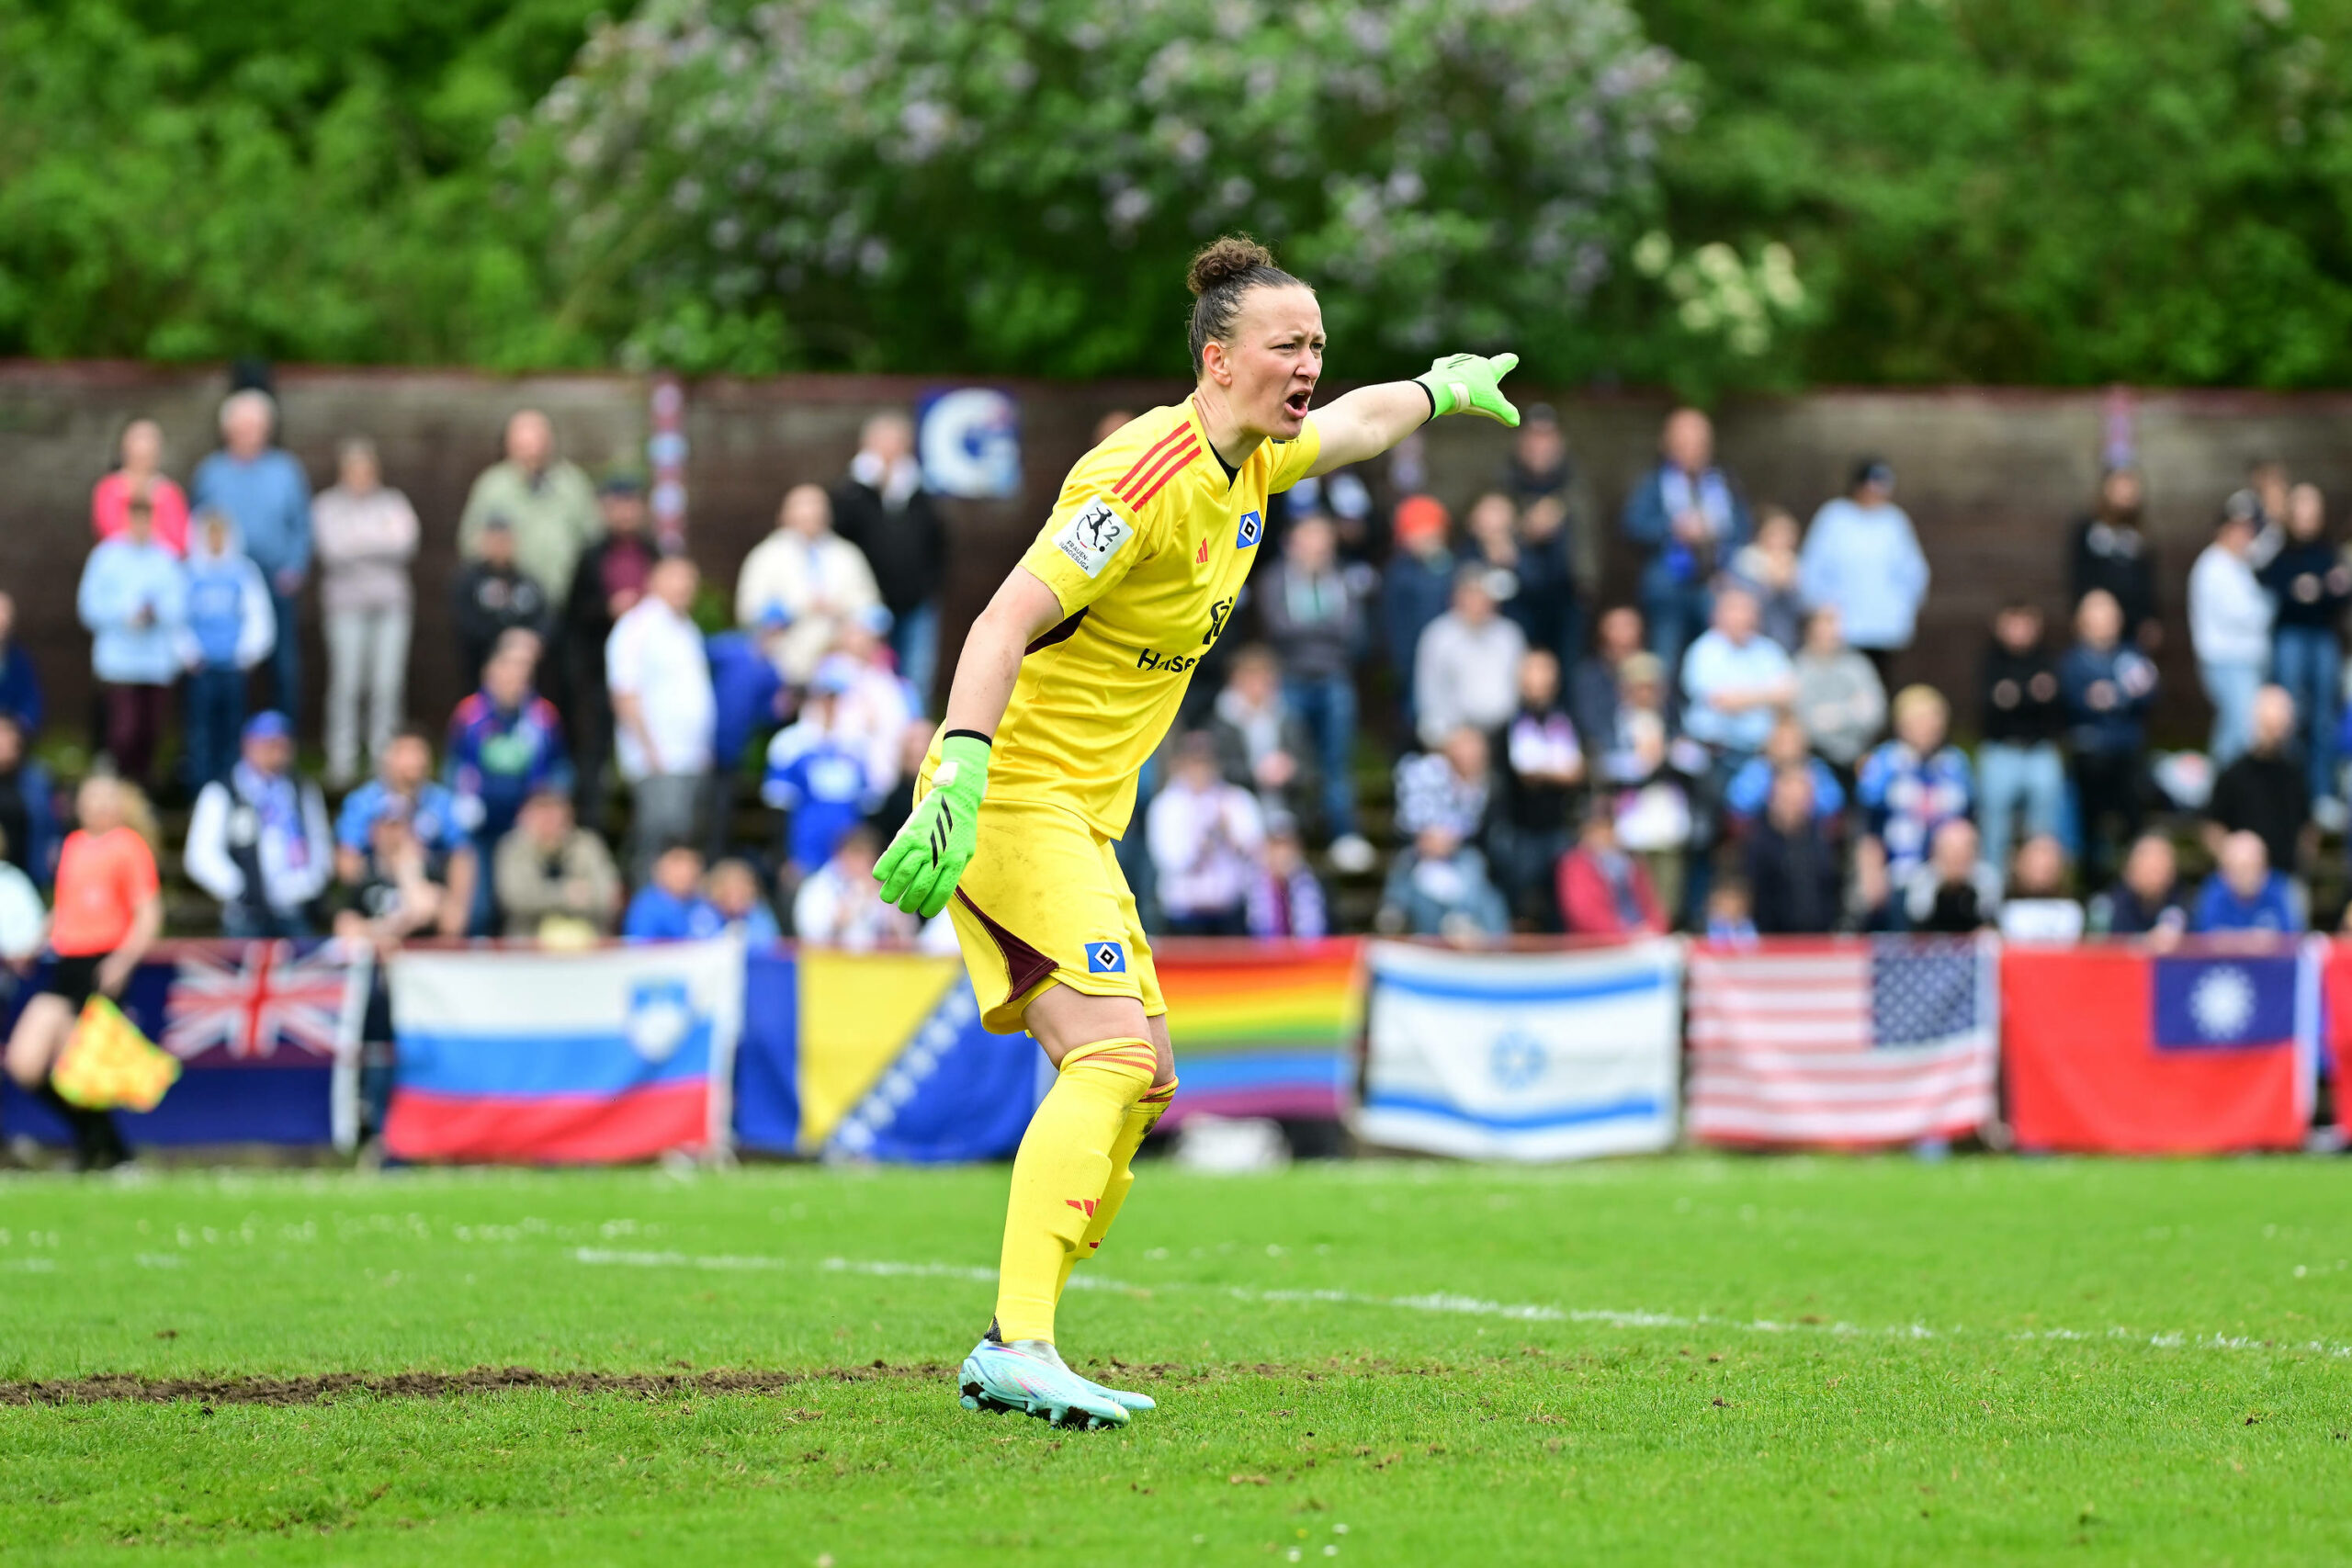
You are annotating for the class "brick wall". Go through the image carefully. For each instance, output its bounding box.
[4,361,2348,750]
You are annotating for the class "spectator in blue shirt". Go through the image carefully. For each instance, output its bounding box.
[623,841,726,942]
[2059,589,2159,888]
[77,490,187,791]
[189,389,312,718]
[706,856,783,947]
[0,713,59,890]
[2258,481,2351,807]
[176,511,277,790]
[704,615,789,861]
[0,592,42,736]
[448,632,570,845]
[1724,713,1845,832]
[1679,584,1794,757]
[2193,829,2303,934]
[1623,407,1752,672]
[1379,495,1454,733]
[447,631,571,931]
[1856,685,1974,927]
[334,725,474,938]
[762,664,876,888]
[1797,459,1930,687]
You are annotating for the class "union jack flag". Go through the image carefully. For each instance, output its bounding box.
[163,942,356,1063]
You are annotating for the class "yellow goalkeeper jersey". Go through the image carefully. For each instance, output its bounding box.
[984,397,1320,837]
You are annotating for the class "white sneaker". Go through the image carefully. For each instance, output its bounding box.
[1328,833,1377,874]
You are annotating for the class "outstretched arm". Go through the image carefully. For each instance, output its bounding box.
[1308,352,1521,477]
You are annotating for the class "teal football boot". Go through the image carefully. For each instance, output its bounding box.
[1070,1366,1156,1413]
[957,1337,1129,1429]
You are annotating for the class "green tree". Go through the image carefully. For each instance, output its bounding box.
[1639,0,2352,387]
[0,0,604,366]
[527,0,1690,380]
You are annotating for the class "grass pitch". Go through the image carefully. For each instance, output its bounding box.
[3,1156,2349,1564]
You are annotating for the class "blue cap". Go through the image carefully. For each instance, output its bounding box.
[809,654,860,696]
[242,711,292,743]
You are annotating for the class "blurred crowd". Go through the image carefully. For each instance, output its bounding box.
[1132,409,2335,950]
[0,390,2341,979]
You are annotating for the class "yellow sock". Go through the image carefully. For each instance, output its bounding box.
[992,1038,1157,1344]
[1056,1077,1177,1303]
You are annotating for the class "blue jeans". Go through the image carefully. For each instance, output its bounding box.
[184,665,247,789]
[889,599,941,713]
[1975,740,2065,874]
[2200,659,2266,767]
[1640,583,1712,677]
[267,588,302,720]
[222,905,311,941]
[2272,625,2341,800]
[1282,673,1359,840]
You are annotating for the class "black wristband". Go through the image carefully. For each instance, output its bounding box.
[1416,379,1437,423]
[943,728,993,748]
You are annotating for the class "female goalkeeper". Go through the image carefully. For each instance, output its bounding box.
[875,235,1519,1428]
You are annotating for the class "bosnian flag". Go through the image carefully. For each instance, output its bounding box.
[384,937,743,1163]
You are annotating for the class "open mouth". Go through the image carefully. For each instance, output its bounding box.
[1284,388,1314,417]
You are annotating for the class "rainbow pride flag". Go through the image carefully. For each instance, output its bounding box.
[1151,939,1363,1123]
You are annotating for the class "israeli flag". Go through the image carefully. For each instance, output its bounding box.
[1359,940,1682,1160]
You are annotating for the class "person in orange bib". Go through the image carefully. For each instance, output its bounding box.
[4,775,163,1169]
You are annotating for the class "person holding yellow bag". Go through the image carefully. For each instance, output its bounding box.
[4,775,162,1169]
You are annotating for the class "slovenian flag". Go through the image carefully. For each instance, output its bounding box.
[384,937,743,1163]
[2004,943,2316,1153]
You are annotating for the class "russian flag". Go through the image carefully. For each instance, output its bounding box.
[384,937,743,1163]
[2004,942,2316,1154]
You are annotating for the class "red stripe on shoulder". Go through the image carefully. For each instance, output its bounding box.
[1114,430,1198,502]
[1112,424,1192,496]
[1127,440,1201,509]
[1123,438,1200,508]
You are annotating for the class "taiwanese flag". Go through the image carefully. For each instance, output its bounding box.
[2318,942,2352,1131]
[2003,944,2315,1154]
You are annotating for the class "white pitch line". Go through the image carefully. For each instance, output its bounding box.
[567,1248,2352,1359]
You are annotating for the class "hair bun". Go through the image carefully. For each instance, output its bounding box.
[1188,234,1277,297]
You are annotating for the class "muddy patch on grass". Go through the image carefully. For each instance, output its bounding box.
[0,1357,1457,1408]
[0,1362,958,1407]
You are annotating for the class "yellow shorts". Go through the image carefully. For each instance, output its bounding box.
[922,775,1164,1035]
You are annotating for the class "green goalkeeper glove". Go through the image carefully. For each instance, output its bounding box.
[876,732,990,918]
[1416,351,1521,426]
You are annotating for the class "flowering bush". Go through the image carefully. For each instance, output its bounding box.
[527,0,1690,378]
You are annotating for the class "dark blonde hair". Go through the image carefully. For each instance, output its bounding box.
[1187,235,1307,375]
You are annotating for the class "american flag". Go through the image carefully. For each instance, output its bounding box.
[1686,937,1998,1145]
[163,942,356,1063]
